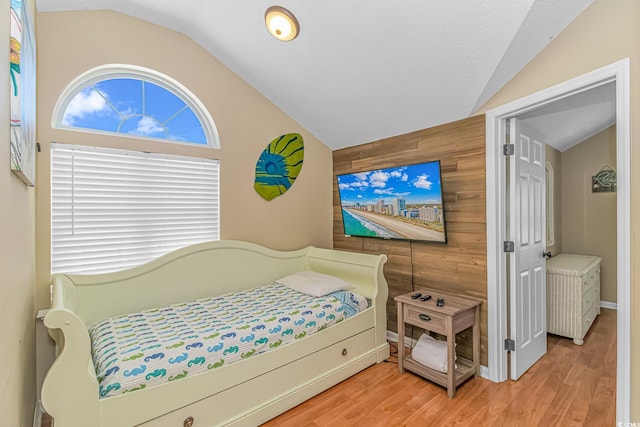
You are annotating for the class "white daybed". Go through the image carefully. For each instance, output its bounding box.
[42,240,389,427]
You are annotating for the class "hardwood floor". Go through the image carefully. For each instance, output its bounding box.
[41,309,616,427]
[263,308,616,427]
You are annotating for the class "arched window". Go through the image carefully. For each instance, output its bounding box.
[50,65,220,274]
[52,64,220,148]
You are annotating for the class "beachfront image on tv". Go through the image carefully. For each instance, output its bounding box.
[336,161,447,243]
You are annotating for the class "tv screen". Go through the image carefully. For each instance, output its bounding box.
[336,161,447,243]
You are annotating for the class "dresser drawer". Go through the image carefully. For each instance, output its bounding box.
[582,267,599,293]
[581,284,596,309]
[404,305,446,334]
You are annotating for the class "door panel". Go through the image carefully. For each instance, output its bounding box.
[509,119,547,380]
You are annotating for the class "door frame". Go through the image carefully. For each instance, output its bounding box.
[485,58,630,421]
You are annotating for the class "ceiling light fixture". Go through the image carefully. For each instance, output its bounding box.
[265,6,299,41]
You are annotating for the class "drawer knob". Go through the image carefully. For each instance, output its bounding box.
[342,348,348,356]
[419,314,431,321]
[184,416,194,427]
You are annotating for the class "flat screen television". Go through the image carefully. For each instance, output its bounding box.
[336,160,447,243]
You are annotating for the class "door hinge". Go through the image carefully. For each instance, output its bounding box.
[504,338,515,351]
[503,144,514,156]
[503,241,515,253]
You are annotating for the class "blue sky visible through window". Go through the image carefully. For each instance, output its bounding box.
[62,78,207,144]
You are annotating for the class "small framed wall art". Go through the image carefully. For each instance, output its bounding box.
[592,166,616,193]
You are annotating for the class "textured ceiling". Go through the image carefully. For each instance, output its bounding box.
[36,0,594,150]
[519,82,616,152]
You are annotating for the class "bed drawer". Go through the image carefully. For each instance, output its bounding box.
[137,328,377,426]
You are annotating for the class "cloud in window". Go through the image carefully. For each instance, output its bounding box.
[130,116,164,137]
[62,88,111,126]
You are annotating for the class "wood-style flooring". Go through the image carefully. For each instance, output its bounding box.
[41,309,616,427]
[263,308,616,427]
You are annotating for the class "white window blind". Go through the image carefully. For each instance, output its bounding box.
[51,143,219,274]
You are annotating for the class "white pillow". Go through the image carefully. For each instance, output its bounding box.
[276,271,353,297]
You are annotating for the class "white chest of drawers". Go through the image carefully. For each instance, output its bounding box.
[546,254,601,345]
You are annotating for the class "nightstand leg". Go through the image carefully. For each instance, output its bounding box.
[447,317,455,398]
[473,306,480,377]
[396,300,404,373]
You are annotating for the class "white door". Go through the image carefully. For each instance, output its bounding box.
[509,118,547,380]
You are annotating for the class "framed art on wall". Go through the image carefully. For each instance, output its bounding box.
[9,0,36,186]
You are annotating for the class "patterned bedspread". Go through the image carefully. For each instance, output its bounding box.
[88,283,368,399]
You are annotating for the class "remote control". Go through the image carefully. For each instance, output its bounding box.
[411,292,422,299]
[419,295,432,301]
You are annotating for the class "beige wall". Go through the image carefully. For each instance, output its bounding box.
[545,144,562,256]
[0,0,37,425]
[479,0,639,420]
[34,11,334,310]
[561,127,617,302]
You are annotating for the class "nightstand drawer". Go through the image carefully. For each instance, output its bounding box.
[404,305,445,334]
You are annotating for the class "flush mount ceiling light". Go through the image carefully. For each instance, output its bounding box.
[265,6,299,41]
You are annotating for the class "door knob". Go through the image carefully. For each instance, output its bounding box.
[543,251,552,259]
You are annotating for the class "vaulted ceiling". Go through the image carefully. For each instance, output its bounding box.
[36,0,596,150]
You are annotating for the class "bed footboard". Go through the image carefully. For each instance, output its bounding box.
[41,277,100,427]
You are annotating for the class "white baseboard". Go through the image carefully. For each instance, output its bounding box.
[600,300,617,310]
[386,330,490,380]
[33,399,43,427]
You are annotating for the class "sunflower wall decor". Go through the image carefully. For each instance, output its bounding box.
[254,133,304,201]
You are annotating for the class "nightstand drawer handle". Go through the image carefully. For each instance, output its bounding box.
[419,314,431,321]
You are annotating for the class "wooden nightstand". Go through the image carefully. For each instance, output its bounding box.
[394,287,481,398]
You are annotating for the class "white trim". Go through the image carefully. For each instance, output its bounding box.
[485,112,509,382]
[33,400,43,427]
[51,64,221,149]
[545,161,555,246]
[479,365,490,379]
[485,58,630,422]
[600,301,617,310]
[386,330,490,380]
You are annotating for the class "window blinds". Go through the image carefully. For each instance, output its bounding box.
[51,143,219,274]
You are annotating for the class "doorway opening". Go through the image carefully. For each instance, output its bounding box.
[485,59,630,422]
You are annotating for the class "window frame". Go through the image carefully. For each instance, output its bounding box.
[51,64,220,148]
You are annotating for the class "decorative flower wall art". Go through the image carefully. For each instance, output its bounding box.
[9,0,36,186]
[254,133,304,201]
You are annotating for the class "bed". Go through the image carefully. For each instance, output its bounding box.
[41,240,389,426]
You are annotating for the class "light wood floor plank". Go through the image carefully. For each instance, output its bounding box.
[42,310,616,427]
[263,308,616,427]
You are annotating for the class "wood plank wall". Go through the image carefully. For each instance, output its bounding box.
[332,115,488,365]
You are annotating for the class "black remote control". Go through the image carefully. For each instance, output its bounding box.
[419,295,432,301]
[411,292,421,299]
